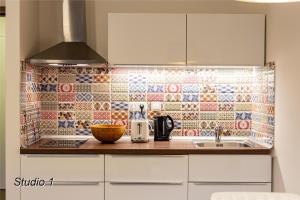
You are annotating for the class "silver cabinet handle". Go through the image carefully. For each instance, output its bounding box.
[191,182,270,186]
[50,181,100,186]
[109,181,184,185]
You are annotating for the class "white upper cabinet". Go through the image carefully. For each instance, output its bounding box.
[108,13,186,65]
[187,14,265,66]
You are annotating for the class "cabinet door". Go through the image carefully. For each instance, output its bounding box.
[105,182,187,200]
[188,183,271,200]
[21,182,104,200]
[108,13,186,65]
[187,14,265,66]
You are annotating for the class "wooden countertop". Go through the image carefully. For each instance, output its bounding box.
[20,138,271,155]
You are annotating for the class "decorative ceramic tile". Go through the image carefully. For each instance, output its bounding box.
[218,94,234,102]
[235,120,251,130]
[58,74,75,83]
[76,74,92,83]
[40,120,57,129]
[236,85,252,93]
[218,103,234,112]
[58,93,75,102]
[91,83,110,92]
[111,111,128,120]
[129,93,146,102]
[164,93,182,102]
[182,112,199,120]
[146,84,163,93]
[217,84,235,93]
[183,94,199,102]
[162,111,182,120]
[129,83,146,93]
[93,75,110,83]
[149,102,162,111]
[58,112,75,120]
[111,102,129,111]
[235,103,252,111]
[235,94,252,102]
[76,67,93,74]
[235,112,252,120]
[181,103,199,111]
[147,111,162,120]
[76,93,93,102]
[217,112,235,120]
[76,120,91,129]
[182,129,199,136]
[40,74,57,83]
[93,102,111,111]
[200,103,218,111]
[199,120,217,130]
[182,120,199,129]
[112,93,129,102]
[200,84,216,93]
[92,120,111,125]
[111,74,128,83]
[40,84,57,92]
[41,102,57,110]
[93,93,110,102]
[41,129,58,135]
[200,112,217,120]
[58,128,75,135]
[74,84,91,92]
[75,128,91,135]
[76,111,92,120]
[164,103,181,111]
[111,83,128,93]
[112,119,128,126]
[58,120,76,128]
[41,111,57,120]
[182,84,200,93]
[129,74,146,84]
[93,112,111,120]
[58,83,74,93]
[58,103,74,110]
[200,130,215,137]
[200,94,217,102]
[218,121,235,130]
[147,94,164,102]
[74,102,93,111]
[171,129,183,136]
[165,84,181,93]
[183,69,199,83]
[92,66,109,74]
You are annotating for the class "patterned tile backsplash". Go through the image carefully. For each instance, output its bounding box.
[20,63,275,147]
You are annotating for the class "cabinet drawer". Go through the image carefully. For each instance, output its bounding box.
[21,155,104,182]
[21,182,104,200]
[189,155,271,182]
[105,182,187,200]
[105,155,188,182]
[188,183,271,200]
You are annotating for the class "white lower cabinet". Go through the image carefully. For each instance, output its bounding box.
[105,182,187,200]
[21,183,104,200]
[188,183,271,200]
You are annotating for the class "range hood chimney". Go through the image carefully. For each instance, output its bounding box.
[27,0,107,66]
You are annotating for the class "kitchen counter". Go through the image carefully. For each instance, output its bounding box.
[20,137,271,155]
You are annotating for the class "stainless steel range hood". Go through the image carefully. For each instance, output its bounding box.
[27,0,107,65]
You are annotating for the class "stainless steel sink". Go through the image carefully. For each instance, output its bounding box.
[193,140,254,148]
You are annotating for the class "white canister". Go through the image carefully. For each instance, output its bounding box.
[131,120,149,143]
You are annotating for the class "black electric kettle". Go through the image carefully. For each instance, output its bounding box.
[153,115,174,141]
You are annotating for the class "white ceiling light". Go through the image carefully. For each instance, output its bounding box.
[236,0,300,3]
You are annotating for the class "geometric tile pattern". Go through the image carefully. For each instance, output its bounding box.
[20,64,275,145]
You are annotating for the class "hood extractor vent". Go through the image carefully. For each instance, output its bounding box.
[27,0,107,66]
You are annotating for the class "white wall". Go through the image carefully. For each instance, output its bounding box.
[266,2,300,194]
[39,0,268,59]
[6,0,39,199]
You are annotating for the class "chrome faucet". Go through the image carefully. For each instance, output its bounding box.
[214,126,223,143]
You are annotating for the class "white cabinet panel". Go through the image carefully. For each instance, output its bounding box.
[105,182,187,200]
[188,183,271,200]
[105,155,188,182]
[21,155,104,182]
[21,182,104,200]
[187,14,265,66]
[108,13,186,65]
[189,155,271,182]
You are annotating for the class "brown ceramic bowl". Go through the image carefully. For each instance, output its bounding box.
[90,124,126,143]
